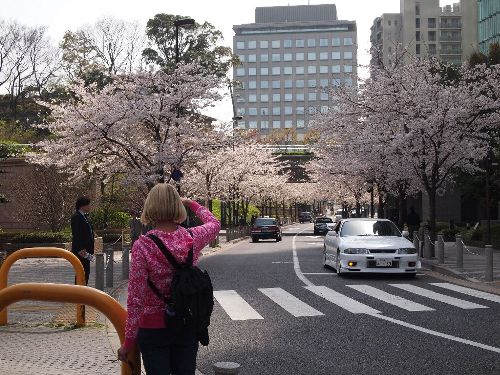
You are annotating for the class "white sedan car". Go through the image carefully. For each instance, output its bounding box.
[323,218,420,276]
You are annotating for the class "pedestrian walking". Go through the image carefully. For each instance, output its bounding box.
[118,183,220,375]
[71,196,94,285]
[406,206,421,239]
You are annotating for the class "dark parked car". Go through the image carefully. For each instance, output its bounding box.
[251,217,282,242]
[299,211,313,223]
[314,217,334,235]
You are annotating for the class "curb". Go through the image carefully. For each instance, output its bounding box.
[420,259,478,283]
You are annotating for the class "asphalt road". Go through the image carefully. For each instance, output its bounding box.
[196,223,500,375]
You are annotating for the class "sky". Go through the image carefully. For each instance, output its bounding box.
[0,0,405,121]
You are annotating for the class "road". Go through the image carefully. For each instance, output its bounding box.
[196,223,500,375]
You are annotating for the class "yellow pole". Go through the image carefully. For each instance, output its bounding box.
[0,247,86,326]
[0,283,140,375]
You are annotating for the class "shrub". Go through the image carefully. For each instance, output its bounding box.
[90,209,131,230]
[7,231,71,244]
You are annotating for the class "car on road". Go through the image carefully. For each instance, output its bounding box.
[323,218,420,276]
[313,217,334,235]
[251,217,282,242]
[299,211,313,223]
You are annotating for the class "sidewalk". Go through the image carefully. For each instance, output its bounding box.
[421,242,500,288]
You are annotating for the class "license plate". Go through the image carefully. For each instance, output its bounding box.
[376,259,393,267]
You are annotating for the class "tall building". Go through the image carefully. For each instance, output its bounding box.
[232,4,357,139]
[370,0,478,68]
[478,0,500,53]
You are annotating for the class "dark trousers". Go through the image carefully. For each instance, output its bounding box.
[137,328,199,375]
[75,255,90,286]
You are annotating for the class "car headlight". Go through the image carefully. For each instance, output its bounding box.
[343,248,369,254]
[398,248,417,254]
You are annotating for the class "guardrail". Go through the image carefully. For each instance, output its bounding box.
[0,247,86,326]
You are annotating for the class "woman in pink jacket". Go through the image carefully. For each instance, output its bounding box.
[118,183,220,374]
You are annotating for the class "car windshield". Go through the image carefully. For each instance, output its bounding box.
[316,217,333,223]
[340,220,401,237]
[255,218,277,226]
[300,212,311,216]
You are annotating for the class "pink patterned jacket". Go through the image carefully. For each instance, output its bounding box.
[124,201,220,350]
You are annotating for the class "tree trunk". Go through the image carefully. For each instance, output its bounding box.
[378,191,385,218]
[428,187,437,242]
[398,193,406,229]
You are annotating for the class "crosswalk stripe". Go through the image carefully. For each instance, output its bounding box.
[213,290,264,320]
[389,284,488,309]
[259,288,324,317]
[430,283,500,304]
[347,285,434,312]
[305,285,381,314]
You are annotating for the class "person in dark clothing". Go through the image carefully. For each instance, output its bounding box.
[406,206,421,239]
[71,196,94,285]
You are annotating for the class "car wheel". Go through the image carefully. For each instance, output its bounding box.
[323,251,329,269]
[336,256,344,276]
[252,237,259,243]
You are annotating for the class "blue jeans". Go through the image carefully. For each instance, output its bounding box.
[137,328,199,375]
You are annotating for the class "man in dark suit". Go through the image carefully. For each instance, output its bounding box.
[71,196,94,285]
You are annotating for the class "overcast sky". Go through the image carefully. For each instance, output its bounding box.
[1,0,407,121]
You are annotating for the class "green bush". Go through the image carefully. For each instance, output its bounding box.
[7,231,71,244]
[90,209,131,230]
[463,225,500,249]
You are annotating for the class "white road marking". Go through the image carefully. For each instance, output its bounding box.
[259,288,324,317]
[389,284,488,309]
[347,284,434,312]
[272,261,294,264]
[306,236,321,239]
[305,285,381,314]
[368,313,500,354]
[292,230,315,287]
[213,290,264,321]
[303,272,336,275]
[430,283,500,304]
[307,242,323,245]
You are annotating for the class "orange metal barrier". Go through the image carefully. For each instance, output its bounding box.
[0,247,86,326]
[0,283,141,375]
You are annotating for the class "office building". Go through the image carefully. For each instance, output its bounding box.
[478,0,500,53]
[371,0,478,68]
[232,4,357,139]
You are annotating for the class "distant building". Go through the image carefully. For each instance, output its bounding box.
[232,4,357,140]
[478,0,500,53]
[370,0,478,68]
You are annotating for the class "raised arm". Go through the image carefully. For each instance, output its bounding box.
[184,200,221,254]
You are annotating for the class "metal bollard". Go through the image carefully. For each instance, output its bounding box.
[456,235,464,269]
[437,234,445,264]
[213,362,241,375]
[106,250,114,288]
[95,253,105,291]
[122,246,130,280]
[485,245,493,282]
[413,232,420,257]
[424,230,432,259]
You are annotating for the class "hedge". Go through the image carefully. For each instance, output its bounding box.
[0,231,72,244]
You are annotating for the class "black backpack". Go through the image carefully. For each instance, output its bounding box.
[146,233,214,346]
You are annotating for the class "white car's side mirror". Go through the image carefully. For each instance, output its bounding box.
[402,230,410,238]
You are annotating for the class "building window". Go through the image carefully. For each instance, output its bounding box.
[238,54,245,62]
[332,38,340,46]
[296,93,305,102]
[296,39,305,48]
[260,107,269,115]
[271,67,280,75]
[284,67,293,75]
[238,121,245,129]
[272,107,281,115]
[248,54,257,62]
[320,106,329,114]
[308,92,317,101]
[428,44,437,55]
[249,121,258,128]
[308,52,317,61]
[428,18,436,28]
[261,120,269,129]
[236,68,245,76]
[320,52,329,60]
[416,31,420,42]
[344,37,353,46]
[260,54,269,62]
[248,107,257,115]
[416,3,420,15]
[428,31,436,42]
[308,79,317,88]
[284,39,292,48]
[388,20,392,26]
[272,80,281,89]
[296,80,305,88]
[307,38,316,47]
[248,81,257,89]
[416,18,420,28]
[297,119,305,128]
[296,106,305,115]
[320,65,329,73]
[259,40,268,49]
[308,66,317,74]
[320,38,328,47]
[308,106,316,114]
[236,41,245,49]
[248,41,257,49]
[345,78,353,86]
[272,94,281,102]
[284,93,293,101]
[237,108,245,115]
[320,79,329,87]
[260,94,269,102]
[332,65,341,73]
[285,120,293,128]
[261,67,270,76]
[284,53,293,61]
[272,40,280,48]
[320,92,329,101]
[296,66,305,74]
[344,65,353,73]
[248,68,256,76]
[332,51,341,60]
[284,80,293,89]
[272,53,281,62]
[272,120,281,128]
[344,51,353,59]
[332,78,341,86]
[260,80,269,89]
[284,106,293,115]
[296,53,305,61]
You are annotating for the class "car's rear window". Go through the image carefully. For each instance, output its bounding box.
[316,217,333,223]
[255,218,277,226]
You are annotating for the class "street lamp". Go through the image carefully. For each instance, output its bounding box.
[174,18,195,64]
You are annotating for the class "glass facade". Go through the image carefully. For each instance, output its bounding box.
[478,0,500,53]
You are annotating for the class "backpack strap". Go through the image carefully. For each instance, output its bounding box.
[146,234,179,303]
[186,229,194,266]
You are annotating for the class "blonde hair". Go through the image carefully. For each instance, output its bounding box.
[140,183,187,225]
